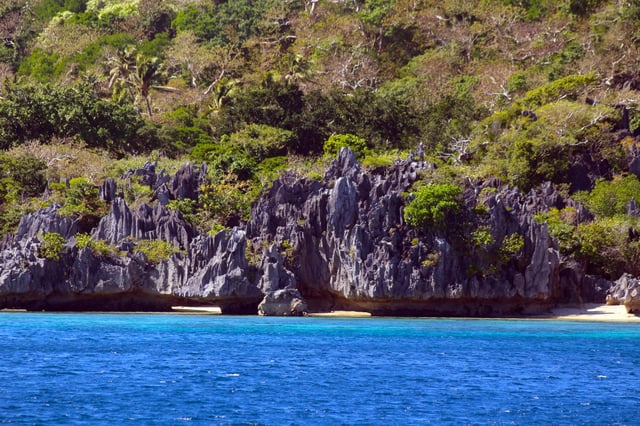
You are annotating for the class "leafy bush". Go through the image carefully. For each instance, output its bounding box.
[74,233,122,257]
[54,177,106,217]
[0,152,47,203]
[471,226,495,248]
[323,134,367,159]
[40,232,66,261]
[227,124,293,160]
[33,0,86,21]
[90,239,122,258]
[574,175,640,218]
[481,73,597,137]
[167,198,197,225]
[192,124,292,181]
[475,81,618,191]
[534,208,578,253]
[575,216,640,278]
[74,232,92,249]
[199,181,260,228]
[404,183,462,230]
[213,75,304,140]
[171,0,285,46]
[134,239,180,264]
[0,82,147,153]
[498,233,525,263]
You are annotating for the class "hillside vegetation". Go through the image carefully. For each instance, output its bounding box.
[3,0,640,279]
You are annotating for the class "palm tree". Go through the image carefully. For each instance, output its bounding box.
[106,47,172,118]
[203,77,238,117]
[107,46,137,106]
[133,53,162,118]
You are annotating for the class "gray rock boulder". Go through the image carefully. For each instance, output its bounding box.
[607,273,640,314]
[258,288,308,316]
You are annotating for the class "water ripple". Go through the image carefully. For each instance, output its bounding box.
[0,314,639,424]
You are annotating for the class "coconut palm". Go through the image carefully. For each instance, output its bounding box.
[106,47,172,118]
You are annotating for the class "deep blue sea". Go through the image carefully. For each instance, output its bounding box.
[0,313,639,425]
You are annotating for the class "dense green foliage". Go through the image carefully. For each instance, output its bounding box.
[404,184,462,230]
[323,134,367,159]
[574,175,640,218]
[49,177,106,218]
[4,0,640,278]
[0,83,149,152]
[134,239,181,264]
[0,152,47,203]
[39,232,66,260]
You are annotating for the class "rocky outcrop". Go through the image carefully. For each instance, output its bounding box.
[258,288,308,316]
[93,198,195,249]
[607,274,640,314]
[0,149,613,315]
[15,204,78,240]
[246,148,601,316]
[0,169,261,312]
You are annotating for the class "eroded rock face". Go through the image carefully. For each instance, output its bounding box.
[0,149,612,315]
[16,204,78,241]
[246,148,595,316]
[0,177,261,311]
[93,198,194,250]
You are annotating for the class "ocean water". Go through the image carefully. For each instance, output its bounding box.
[0,313,638,425]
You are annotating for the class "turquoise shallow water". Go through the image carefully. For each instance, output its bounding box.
[0,313,639,425]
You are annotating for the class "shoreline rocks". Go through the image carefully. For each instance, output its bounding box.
[0,149,617,316]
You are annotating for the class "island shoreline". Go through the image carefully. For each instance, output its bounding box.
[3,304,639,323]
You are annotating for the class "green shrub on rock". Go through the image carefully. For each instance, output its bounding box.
[323,134,368,159]
[134,239,181,264]
[574,175,640,218]
[534,207,578,253]
[40,232,66,261]
[53,177,106,218]
[404,183,462,230]
[575,216,640,278]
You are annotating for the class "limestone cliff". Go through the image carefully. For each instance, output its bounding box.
[0,152,608,315]
[247,149,605,315]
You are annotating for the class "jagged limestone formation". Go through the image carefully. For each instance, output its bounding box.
[248,149,602,316]
[0,149,609,315]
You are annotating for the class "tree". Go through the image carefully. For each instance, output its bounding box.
[577,175,640,218]
[404,183,462,230]
[0,152,47,203]
[0,82,147,153]
[107,47,166,117]
[134,53,163,118]
[165,30,243,94]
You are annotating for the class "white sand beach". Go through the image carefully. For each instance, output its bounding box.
[541,303,640,323]
[307,310,372,318]
[171,306,222,315]
[308,305,640,322]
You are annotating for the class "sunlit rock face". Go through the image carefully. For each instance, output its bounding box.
[0,151,608,315]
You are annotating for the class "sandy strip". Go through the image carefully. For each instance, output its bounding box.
[538,304,640,323]
[307,311,372,318]
[171,306,222,315]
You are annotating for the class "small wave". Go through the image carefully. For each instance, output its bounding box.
[226,373,240,377]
